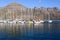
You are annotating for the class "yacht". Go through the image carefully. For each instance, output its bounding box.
[0,20,7,23]
[34,20,44,24]
[18,20,25,24]
[48,20,52,23]
[40,20,44,23]
[7,20,16,24]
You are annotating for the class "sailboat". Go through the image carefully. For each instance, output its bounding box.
[48,11,52,23]
[18,8,25,24]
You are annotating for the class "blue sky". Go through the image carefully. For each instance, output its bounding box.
[0,0,60,8]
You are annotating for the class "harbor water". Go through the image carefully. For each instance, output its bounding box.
[0,23,60,40]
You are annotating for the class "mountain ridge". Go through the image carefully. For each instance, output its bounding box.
[0,2,60,20]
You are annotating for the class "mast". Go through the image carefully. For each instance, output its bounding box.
[48,11,50,20]
[12,9,14,20]
[21,8,22,20]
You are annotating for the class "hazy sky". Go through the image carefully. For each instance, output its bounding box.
[0,0,60,8]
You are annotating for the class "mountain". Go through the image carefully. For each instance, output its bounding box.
[33,7,60,20]
[0,2,27,20]
[5,2,27,9]
[0,3,60,20]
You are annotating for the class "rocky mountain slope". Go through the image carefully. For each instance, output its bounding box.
[0,2,60,21]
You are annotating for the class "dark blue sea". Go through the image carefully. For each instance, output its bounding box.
[0,23,60,40]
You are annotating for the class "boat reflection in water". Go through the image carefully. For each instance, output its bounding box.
[0,22,60,40]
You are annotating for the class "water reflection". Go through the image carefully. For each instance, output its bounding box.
[0,23,60,40]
